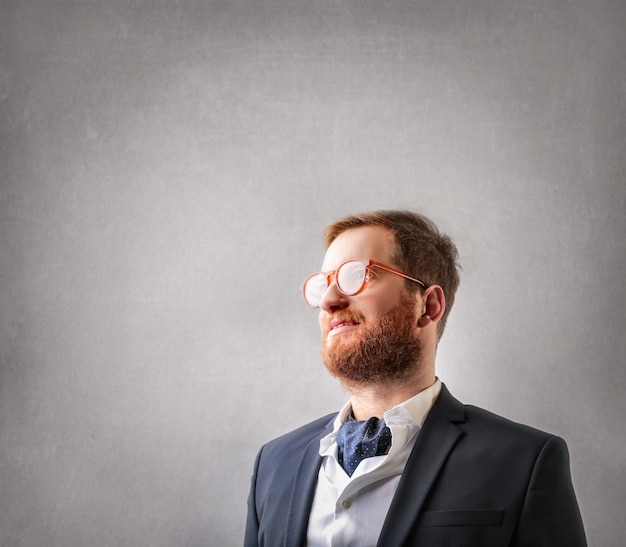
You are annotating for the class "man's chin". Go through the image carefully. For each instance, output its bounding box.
[321,334,360,360]
[323,331,357,347]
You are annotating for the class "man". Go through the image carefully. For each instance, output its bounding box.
[244,210,586,546]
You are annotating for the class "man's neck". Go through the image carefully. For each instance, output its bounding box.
[345,371,436,420]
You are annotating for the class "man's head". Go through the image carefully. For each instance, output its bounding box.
[323,210,460,338]
[306,210,460,389]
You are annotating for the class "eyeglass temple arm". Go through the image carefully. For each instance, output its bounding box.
[370,261,427,288]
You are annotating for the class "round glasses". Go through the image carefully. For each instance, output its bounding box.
[301,259,427,308]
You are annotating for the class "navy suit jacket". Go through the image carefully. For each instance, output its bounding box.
[244,384,586,546]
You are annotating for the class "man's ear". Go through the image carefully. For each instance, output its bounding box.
[417,285,446,328]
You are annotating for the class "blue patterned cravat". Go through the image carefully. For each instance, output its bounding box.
[336,411,392,477]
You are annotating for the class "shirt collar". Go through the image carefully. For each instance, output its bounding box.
[320,379,442,457]
[385,378,442,428]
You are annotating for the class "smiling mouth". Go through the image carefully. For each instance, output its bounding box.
[328,319,361,335]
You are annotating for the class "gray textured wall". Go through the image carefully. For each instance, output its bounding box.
[1,1,625,545]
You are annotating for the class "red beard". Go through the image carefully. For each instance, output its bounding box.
[321,291,422,386]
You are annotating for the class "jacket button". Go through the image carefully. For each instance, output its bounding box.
[341,499,351,509]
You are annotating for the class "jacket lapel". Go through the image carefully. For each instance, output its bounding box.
[283,416,335,547]
[377,384,466,547]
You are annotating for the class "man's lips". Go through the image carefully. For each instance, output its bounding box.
[327,318,361,336]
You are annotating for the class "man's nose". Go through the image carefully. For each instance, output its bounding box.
[318,281,349,313]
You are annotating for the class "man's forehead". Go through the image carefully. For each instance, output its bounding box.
[321,226,395,268]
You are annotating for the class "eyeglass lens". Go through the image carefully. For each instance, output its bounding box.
[304,260,368,307]
[337,260,367,295]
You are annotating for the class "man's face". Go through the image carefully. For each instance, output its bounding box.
[318,226,423,386]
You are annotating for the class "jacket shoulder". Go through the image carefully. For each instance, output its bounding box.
[464,404,555,440]
[436,383,556,444]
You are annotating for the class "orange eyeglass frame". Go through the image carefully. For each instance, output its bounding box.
[301,259,427,307]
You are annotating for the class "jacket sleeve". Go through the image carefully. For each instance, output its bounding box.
[510,436,586,546]
[243,447,263,547]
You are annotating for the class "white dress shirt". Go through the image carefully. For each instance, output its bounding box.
[306,379,442,547]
